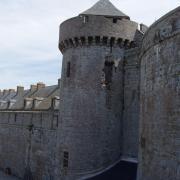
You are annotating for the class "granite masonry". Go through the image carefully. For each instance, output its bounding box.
[0,0,179,180]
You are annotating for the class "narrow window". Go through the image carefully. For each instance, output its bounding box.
[66,62,71,77]
[83,16,89,23]
[113,18,117,23]
[52,114,58,129]
[110,37,115,53]
[14,113,17,122]
[5,167,12,175]
[141,136,146,148]
[63,151,69,168]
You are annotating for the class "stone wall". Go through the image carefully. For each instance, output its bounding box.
[138,6,180,180]
[57,45,125,180]
[0,110,59,180]
[58,10,141,179]
[122,48,140,160]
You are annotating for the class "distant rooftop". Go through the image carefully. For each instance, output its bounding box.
[80,0,130,19]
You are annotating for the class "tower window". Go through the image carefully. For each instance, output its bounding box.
[63,151,69,168]
[83,16,89,23]
[66,62,71,77]
[113,18,117,23]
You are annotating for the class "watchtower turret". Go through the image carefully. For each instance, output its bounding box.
[58,0,139,179]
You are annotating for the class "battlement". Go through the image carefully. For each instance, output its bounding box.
[59,35,136,53]
[59,14,139,54]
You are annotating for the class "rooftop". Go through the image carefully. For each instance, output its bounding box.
[80,0,130,19]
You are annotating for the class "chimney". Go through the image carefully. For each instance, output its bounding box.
[3,89,9,96]
[30,85,37,92]
[37,82,45,90]
[17,86,24,95]
[9,89,15,93]
[0,90,2,97]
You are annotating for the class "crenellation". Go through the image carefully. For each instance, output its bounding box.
[37,82,45,90]
[59,35,137,53]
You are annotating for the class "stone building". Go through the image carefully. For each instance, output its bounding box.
[137,6,180,180]
[0,0,179,180]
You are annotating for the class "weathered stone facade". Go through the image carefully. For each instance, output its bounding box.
[0,0,179,180]
[138,6,180,180]
[0,82,60,179]
[57,0,142,178]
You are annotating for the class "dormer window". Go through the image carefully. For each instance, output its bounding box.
[8,100,16,109]
[33,97,44,109]
[52,96,60,110]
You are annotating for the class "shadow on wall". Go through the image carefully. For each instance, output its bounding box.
[87,161,137,180]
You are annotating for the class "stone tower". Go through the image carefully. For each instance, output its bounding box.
[58,0,139,179]
[138,6,180,180]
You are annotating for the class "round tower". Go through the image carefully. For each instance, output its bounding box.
[58,0,139,179]
[138,7,180,180]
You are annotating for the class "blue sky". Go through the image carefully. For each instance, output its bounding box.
[0,0,179,90]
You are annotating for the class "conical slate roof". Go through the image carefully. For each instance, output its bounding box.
[80,0,130,19]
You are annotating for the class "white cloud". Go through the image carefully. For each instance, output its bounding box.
[0,0,179,89]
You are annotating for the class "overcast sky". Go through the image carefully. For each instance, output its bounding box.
[0,0,179,90]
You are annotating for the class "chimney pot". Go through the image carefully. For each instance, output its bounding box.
[3,89,9,95]
[37,82,45,90]
[30,85,37,92]
[9,89,15,93]
[17,86,24,94]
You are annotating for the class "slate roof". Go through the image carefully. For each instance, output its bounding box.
[80,0,130,19]
[31,85,58,98]
[0,83,60,110]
